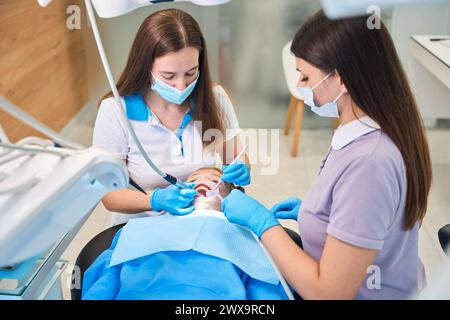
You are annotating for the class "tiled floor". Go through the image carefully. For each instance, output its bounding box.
[58,104,449,300]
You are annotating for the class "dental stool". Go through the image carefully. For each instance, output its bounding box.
[70,224,303,300]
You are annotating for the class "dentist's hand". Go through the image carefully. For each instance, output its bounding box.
[270,197,302,220]
[150,183,198,216]
[221,160,251,186]
[221,190,280,238]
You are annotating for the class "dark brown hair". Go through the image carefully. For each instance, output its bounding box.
[291,10,432,230]
[100,9,224,143]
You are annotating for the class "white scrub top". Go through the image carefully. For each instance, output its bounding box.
[93,85,240,225]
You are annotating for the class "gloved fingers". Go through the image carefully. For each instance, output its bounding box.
[233,170,251,186]
[178,195,196,205]
[174,205,195,216]
[223,163,245,176]
[177,195,196,206]
[270,197,301,213]
[286,197,302,207]
[179,188,198,197]
[270,203,282,214]
[223,209,236,224]
[179,193,196,201]
[287,196,302,205]
[222,201,239,224]
[221,189,241,211]
[221,194,230,212]
[222,164,234,175]
[270,201,294,214]
[222,161,244,174]
[274,210,296,220]
[221,166,246,183]
[227,188,244,199]
[182,182,196,189]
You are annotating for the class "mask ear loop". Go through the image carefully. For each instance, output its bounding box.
[150,71,159,84]
[311,72,334,90]
[333,91,345,103]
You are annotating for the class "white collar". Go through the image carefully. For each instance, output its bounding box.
[332,116,381,150]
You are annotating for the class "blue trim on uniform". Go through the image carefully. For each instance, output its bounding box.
[124,93,195,156]
[176,112,193,156]
[124,94,149,121]
[176,113,192,138]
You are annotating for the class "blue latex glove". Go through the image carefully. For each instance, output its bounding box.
[151,183,198,216]
[270,197,302,220]
[221,160,251,186]
[221,190,280,238]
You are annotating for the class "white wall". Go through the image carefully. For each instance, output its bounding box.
[390,0,450,70]
[78,1,450,129]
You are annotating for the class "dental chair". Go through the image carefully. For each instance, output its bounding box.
[70,223,303,300]
[439,224,450,257]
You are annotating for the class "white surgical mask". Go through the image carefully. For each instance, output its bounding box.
[151,72,199,105]
[297,72,344,118]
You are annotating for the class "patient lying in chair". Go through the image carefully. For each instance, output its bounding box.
[82,168,289,300]
[188,167,234,211]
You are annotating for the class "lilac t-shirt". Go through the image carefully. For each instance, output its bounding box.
[298,129,426,299]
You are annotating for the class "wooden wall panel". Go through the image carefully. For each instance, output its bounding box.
[0,0,88,142]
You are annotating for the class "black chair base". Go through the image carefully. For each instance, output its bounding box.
[438,224,450,257]
[71,223,125,300]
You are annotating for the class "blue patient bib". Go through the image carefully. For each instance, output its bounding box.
[109,210,280,285]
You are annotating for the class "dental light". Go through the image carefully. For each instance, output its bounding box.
[39,0,232,18]
[90,0,232,18]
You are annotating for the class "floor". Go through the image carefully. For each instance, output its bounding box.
[58,102,449,300]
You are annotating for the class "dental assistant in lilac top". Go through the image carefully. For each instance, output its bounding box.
[221,10,432,300]
[297,117,426,299]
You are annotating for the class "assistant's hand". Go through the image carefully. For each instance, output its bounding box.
[151,183,198,216]
[221,160,251,186]
[221,189,280,238]
[270,197,302,220]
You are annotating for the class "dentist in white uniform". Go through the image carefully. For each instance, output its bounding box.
[93,9,250,225]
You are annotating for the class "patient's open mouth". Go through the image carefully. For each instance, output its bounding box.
[194,183,211,197]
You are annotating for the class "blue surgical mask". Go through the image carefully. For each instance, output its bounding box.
[297,72,344,118]
[151,72,200,105]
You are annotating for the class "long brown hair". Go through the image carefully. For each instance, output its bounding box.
[100,9,224,142]
[291,10,432,230]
